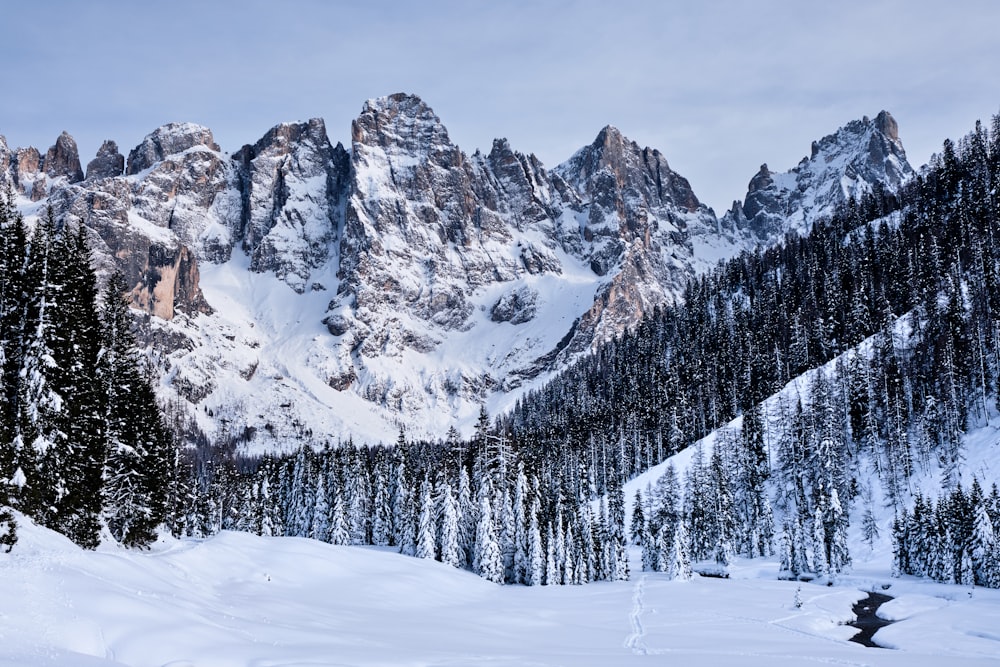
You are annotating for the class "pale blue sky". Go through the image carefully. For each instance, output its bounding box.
[2,0,997,212]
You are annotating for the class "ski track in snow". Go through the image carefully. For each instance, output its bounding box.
[625,573,648,655]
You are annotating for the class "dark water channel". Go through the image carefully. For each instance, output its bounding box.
[848,592,894,648]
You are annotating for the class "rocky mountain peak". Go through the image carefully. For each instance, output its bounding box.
[551,125,722,358]
[85,140,125,181]
[43,131,84,183]
[874,110,899,143]
[1,97,924,449]
[558,126,702,215]
[245,117,330,156]
[352,93,456,163]
[726,111,914,239]
[127,122,220,175]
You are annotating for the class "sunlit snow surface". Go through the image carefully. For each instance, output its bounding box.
[2,514,999,667]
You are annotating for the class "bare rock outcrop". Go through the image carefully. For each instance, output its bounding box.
[43,131,84,183]
[127,122,220,175]
[232,118,350,292]
[85,140,125,180]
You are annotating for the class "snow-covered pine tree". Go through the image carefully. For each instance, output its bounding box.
[284,447,312,537]
[14,209,66,530]
[0,188,28,515]
[544,523,557,586]
[416,477,435,560]
[310,470,331,543]
[370,452,393,547]
[607,468,629,581]
[473,478,503,583]
[630,489,645,546]
[347,449,371,545]
[0,504,14,552]
[52,223,105,548]
[641,523,660,573]
[708,443,735,567]
[392,447,415,555]
[438,480,461,567]
[512,465,529,584]
[498,487,516,582]
[575,501,595,583]
[329,485,351,546]
[99,272,176,547]
[457,465,475,568]
[969,480,997,586]
[526,498,544,586]
[666,518,692,581]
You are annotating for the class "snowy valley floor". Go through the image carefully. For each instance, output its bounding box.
[2,518,1000,666]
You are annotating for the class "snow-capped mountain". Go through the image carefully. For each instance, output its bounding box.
[0,96,913,449]
[722,111,913,239]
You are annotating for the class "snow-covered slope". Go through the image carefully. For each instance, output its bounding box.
[3,510,999,665]
[1,99,912,449]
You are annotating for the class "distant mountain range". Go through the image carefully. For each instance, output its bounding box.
[0,94,913,449]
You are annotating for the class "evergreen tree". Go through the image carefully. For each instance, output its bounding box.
[99,272,175,547]
[329,486,351,546]
[473,478,503,583]
[370,455,393,546]
[0,504,15,553]
[416,478,435,560]
[439,480,461,567]
[666,518,692,581]
[310,470,331,543]
[544,523,557,585]
[606,468,629,581]
[0,188,28,494]
[630,489,646,546]
[512,466,529,583]
[969,481,996,586]
[525,497,544,586]
[457,465,475,568]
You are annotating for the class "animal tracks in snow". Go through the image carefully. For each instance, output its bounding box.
[625,574,648,655]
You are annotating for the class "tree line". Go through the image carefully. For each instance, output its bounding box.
[174,421,630,586]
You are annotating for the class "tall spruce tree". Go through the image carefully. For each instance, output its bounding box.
[99,271,175,547]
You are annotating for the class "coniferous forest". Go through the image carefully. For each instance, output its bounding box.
[0,192,178,550]
[4,114,1000,590]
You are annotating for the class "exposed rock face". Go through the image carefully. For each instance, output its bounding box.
[333,94,530,347]
[127,123,239,261]
[48,178,213,320]
[491,286,538,325]
[42,125,229,324]
[127,122,221,175]
[232,118,349,292]
[554,125,721,349]
[85,140,125,180]
[43,131,84,183]
[12,146,43,199]
[725,110,913,239]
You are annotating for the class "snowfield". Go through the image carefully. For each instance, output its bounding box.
[2,515,999,666]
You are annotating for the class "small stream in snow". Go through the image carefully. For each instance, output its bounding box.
[848,592,895,647]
